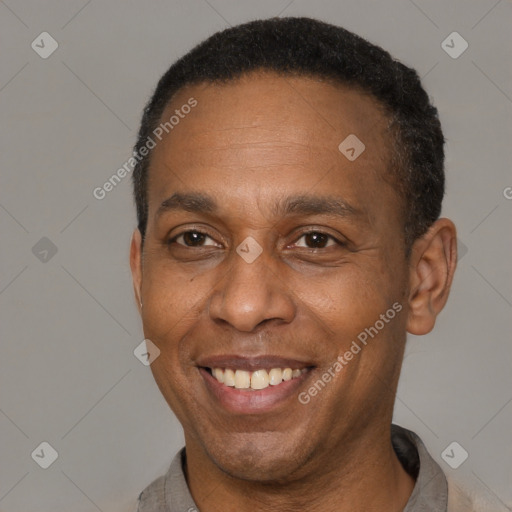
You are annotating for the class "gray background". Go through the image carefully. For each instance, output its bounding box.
[1,0,511,510]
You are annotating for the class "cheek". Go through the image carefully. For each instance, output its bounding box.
[291,263,401,342]
[141,259,210,337]
[148,353,201,434]
[140,261,206,415]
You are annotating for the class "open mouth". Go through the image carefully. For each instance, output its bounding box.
[204,366,308,391]
[197,356,315,413]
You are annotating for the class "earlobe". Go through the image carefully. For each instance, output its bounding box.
[129,229,143,313]
[406,218,457,336]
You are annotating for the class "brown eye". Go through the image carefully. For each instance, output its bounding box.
[295,232,336,249]
[172,231,219,247]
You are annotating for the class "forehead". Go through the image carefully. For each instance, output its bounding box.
[163,72,390,155]
[146,72,396,222]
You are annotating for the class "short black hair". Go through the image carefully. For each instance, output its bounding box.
[132,16,444,249]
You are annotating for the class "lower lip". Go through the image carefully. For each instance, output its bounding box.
[199,368,311,414]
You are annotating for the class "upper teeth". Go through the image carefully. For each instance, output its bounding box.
[211,367,305,390]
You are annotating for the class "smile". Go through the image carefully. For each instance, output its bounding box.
[197,356,314,413]
[207,367,307,390]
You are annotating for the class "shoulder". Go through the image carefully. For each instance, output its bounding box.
[135,448,195,512]
[136,474,167,512]
[447,479,475,512]
[447,476,510,512]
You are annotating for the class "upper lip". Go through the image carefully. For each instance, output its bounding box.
[196,355,314,371]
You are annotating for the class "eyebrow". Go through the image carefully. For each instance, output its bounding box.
[275,194,360,218]
[156,192,217,218]
[155,192,361,220]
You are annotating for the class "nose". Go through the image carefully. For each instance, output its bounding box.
[208,246,296,332]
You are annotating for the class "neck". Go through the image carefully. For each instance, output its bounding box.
[185,425,415,512]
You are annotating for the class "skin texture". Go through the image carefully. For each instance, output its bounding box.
[130,72,457,511]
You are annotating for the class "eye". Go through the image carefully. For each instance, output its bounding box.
[293,231,339,249]
[170,230,220,247]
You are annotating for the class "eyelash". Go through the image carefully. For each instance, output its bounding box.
[167,229,344,249]
[168,230,219,247]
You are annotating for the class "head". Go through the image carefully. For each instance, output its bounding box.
[130,17,457,482]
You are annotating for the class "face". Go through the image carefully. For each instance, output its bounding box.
[131,72,412,482]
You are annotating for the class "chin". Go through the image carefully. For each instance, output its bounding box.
[204,431,310,483]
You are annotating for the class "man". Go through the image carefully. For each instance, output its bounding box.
[130,17,461,511]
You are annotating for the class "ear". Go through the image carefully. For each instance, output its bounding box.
[406,218,457,335]
[130,229,143,314]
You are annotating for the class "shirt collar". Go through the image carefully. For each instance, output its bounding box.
[393,425,448,511]
[138,424,448,511]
